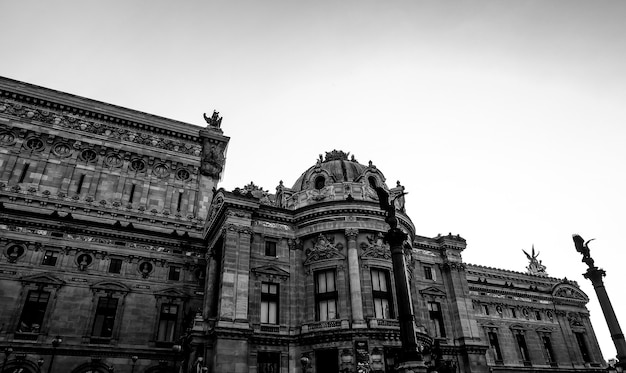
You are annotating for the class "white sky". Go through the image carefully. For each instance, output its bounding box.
[1,0,625,361]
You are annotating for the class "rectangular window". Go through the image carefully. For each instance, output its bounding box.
[108,258,123,274]
[515,332,531,363]
[488,331,503,362]
[575,332,591,363]
[129,184,136,203]
[265,241,277,257]
[257,352,280,373]
[428,301,446,337]
[92,297,118,338]
[42,250,58,266]
[157,304,178,341]
[261,283,279,324]
[535,311,542,321]
[483,305,490,315]
[371,268,394,319]
[17,290,50,333]
[423,266,435,281]
[18,163,30,183]
[315,270,338,321]
[511,308,517,318]
[168,266,181,281]
[76,174,86,194]
[541,334,556,363]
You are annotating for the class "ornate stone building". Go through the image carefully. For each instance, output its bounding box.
[0,77,605,373]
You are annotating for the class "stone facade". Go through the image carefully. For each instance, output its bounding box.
[0,78,605,373]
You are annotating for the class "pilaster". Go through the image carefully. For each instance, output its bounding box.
[345,228,366,328]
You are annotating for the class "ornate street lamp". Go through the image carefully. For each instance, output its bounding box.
[48,336,62,373]
[1,347,13,373]
[573,235,626,370]
[172,344,182,373]
[130,356,138,373]
[374,186,426,373]
[37,358,45,371]
[300,355,310,373]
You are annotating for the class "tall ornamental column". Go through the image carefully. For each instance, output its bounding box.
[573,234,626,369]
[345,228,366,328]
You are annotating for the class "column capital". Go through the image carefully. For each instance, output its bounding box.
[345,228,359,239]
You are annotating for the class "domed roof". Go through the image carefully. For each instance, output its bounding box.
[291,150,373,191]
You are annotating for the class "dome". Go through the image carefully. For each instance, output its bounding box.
[291,150,377,192]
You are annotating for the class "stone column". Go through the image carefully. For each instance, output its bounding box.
[345,228,365,328]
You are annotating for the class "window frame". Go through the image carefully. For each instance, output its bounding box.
[260,282,279,324]
[488,330,504,363]
[41,250,59,266]
[371,268,394,319]
[108,258,123,274]
[168,265,182,281]
[428,301,446,338]
[315,269,338,321]
[264,240,277,257]
[91,296,119,339]
[156,303,179,342]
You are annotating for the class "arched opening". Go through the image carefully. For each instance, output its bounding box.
[314,176,325,190]
[368,176,378,189]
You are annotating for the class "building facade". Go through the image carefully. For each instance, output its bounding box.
[0,77,605,373]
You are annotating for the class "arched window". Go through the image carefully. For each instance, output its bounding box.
[368,176,377,189]
[314,176,325,190]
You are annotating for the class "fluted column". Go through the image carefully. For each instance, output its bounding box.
[345,228,365,328]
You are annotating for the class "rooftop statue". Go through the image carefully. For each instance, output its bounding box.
[203,110,222,128]
[523,245,547,276]
[572,234,595,268]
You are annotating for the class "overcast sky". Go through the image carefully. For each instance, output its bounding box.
[1,0,625,361]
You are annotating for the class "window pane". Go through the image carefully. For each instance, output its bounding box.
[326,272,335,292]
[268,302,277,324]
[327,299,336,319]
[262,283,269,293]
[261,301,269,323]
[319,300,328,321]
[318,273,326,293]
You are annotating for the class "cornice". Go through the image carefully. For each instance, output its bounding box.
[0,76,202,139]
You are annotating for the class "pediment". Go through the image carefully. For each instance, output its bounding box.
[154,287,189,299]
[535,326,555,333]
[552,283,588,302]
[20,273,65,287]
[251,264,290,280]
[91,280,130,293]
[419,286,446,298]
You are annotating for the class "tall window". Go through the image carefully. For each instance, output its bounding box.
[261,282,279,324]
[315,270,338,321]
[265,241,277,257]
[42,251,58,266]
[515,332,531,364]
[575,332,591,363]
[541,334,556,364]
[108,258,123,274]
[157,304,178,341]
[423,266,435,281]
[371,269,394,319]
[258,352,280,373]
[17,291,50,333]
[428,301,446,337]
[488,331,503,362]
[168,266,181,281]
[92,297,118,338]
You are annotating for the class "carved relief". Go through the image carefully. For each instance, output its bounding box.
[0,100,202,156]
[360,233,390,260]
[200,141,226,178]
[304,234,344,265]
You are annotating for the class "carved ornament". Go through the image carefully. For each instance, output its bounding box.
[304,234,344,265]
[360,233,390,260]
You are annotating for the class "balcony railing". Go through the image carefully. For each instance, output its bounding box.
[369,318,400,328]
[301,319,349,333]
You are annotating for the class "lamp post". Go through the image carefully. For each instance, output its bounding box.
[300,355,310,373]
[130,356,138,373]
[374,186,426,373]
[37,358,45,372]
[172,344,182,373]
[48,336,62,373]
[573,235,626,370]
[1,347,13,373]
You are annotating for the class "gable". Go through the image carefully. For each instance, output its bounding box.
[154,287,189,299]
[419,286,446,298]
[251,264,290,280]
[91,280,130,293]
[20,272,65,287]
